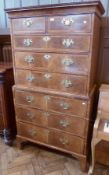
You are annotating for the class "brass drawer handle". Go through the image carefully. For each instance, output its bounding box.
[26,96,34,103]
[62,39,74,48]
[44,73,52,79]
[43,112,50,117]
[62,58,74,66]
[61,17,74,26]
[23,39,32,47]
[44,95,51,101]
[23,18,32,27]
[61,79,73,88]
[60,102,70,110]
[25,55,34,64]
[59,120,70,127]
[59,138,69,145]
[29,129,37,137]
[27,112,34,119]
[26,74,35,82]
[43,36,51,42]
[43,54,51,60]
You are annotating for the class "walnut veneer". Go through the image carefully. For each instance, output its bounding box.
[6,1,104,172]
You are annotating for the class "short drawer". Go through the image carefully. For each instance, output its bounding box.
[48,14,92,34]
[15,106,48,126]
[12,17,45,34]
[48,130,84,154]
[15,69,87,95]
[14,89,88,117]
[14,52,90,75]
[47,95,87,117]
[17,122,48,143]
[13,35,91,53]
[14,89,45,109]
[15,105,88,137]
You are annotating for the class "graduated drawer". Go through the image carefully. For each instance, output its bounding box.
[15,69,87,95]
[17,122,84,154]
[12,17,45,34]
[14,52,89,75]
[48,14,92,34]
[13,35,91,53]
[15,105,88,137]
[14,89,87,117]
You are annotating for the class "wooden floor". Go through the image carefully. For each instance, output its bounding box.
[0,138,109,175]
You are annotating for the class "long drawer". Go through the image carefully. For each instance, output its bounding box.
[14,89,88,117]
[15,105,88,137]
[17,122,85,154]
[15,69,87,95]
[12,17,45,34]
[13,35,91,53]
[14,52,90,75]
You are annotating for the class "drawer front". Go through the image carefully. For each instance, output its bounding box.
[14,52,89,75]
[15,106,48,126]
[48,14,92,34]
[48,113,87,137]
[47,95,87,117]
[17,122,48,143]
[15,105,87,137]
[14,90,45,110]
[14,35,91,53]
[12,17,45,34]
[15,70,87,95]
[49,130,84,154]
[14,89,87,117]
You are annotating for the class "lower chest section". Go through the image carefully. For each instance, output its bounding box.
[14,87,93,155]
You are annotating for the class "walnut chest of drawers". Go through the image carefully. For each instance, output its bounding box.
[6,1,104,172]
